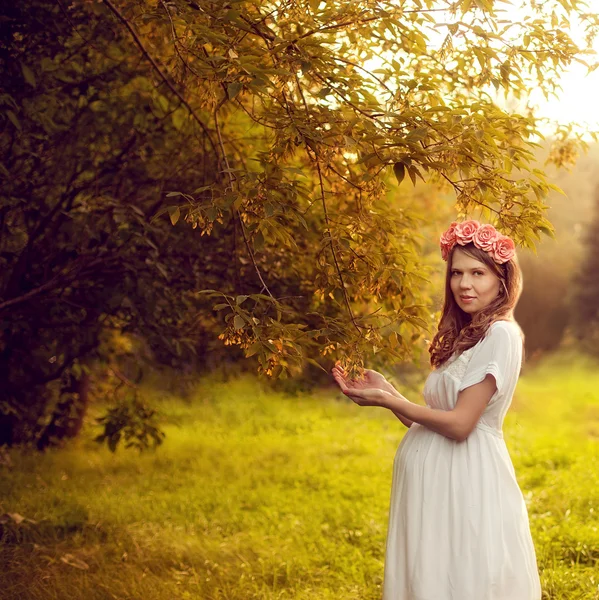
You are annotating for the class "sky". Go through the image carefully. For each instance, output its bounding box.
[528,43,599,132]
[510,0,599,135]
[364,0,599,137]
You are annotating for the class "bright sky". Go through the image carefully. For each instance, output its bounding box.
[364,1,599,137]
[508,1,599,135]
[526,43,599,132]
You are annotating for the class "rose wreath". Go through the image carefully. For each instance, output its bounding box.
[440,220,516,264]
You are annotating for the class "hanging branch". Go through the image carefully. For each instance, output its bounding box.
[314,158,362,335]
[102,0,219,158]
[288,75,363,333]
[213,105,275,300]
[0,255,119,314]
[147,0,275,301]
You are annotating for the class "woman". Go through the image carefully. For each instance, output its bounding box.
[332,220,541,600]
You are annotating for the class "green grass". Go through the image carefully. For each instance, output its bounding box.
[1,352,599,600]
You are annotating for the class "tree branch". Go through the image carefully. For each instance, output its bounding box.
[314,154,362,334]
[102,0,219,157]
[213,105,275,300]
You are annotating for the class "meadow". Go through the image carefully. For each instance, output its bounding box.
[1,351,599,600]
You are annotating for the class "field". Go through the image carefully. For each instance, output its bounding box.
[2,351,599,600]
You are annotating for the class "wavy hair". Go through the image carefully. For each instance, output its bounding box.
[429,241,524,369]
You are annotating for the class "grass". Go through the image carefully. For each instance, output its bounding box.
[1,351,599,600]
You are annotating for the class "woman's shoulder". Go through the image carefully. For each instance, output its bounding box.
[490,318,517,329]
[488,319,523,343]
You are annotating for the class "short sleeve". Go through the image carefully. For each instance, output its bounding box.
[457,322,520,397]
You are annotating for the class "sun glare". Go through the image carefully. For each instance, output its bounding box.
[361,1,599,137]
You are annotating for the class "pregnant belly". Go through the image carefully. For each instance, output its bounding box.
[386,424,538,599]
[392,423,526,529]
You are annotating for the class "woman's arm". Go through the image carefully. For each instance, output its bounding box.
[392,410,413,428]
[380,374,497,442]
[382,383,414,428]
[332,365,414,428]
[359,370,414,428]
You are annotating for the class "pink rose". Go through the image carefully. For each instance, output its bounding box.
[439,221,458,261]
[473,224,500,252]
[492,235,516,264]
[454,220,480,245]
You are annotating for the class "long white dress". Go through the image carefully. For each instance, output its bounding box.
[382,320,542,600]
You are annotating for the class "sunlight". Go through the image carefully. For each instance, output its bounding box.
[361,0,599,136]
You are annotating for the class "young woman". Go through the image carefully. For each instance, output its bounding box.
[332,220,541,600]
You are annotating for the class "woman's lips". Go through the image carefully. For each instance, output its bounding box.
[460,296,475,302]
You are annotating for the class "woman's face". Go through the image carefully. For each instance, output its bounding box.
[450,248,502,315]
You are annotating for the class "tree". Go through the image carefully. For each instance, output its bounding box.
[1,0,598,449]
[104,0,597,377]
[571,184,599,354]
[511,143,599,358]
[0,1,229,447]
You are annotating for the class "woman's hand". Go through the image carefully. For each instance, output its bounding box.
[335,362,394,391]
[331,364,388,408]
[362,368,390,389]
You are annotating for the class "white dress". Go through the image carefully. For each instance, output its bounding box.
[382,320,542,600]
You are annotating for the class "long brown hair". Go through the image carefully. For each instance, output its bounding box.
[429,241,524,369]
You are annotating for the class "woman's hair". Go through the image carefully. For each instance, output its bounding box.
[428,241,524,369]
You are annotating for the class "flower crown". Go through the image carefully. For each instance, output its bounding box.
[440,220,516,265]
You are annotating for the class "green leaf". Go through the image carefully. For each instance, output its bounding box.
[253,230,264,252]
[6,111,21,130]
[236,295,248,305]
[245,341,262,357]
[317,87,333,98]
[538,226,555,239]
[206,206,218,221]
[21,63,36,87]
[233,315,245,330]
[157,94,169,113]
[306,358,327,372]
[172,110,186,130]
[168,206,180,226]
[393,162,406,185]
[227,82,242,100]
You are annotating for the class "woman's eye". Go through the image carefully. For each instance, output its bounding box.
[452,271,483,275]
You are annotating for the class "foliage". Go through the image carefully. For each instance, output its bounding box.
[2,355,599,598]
[0,1,235,445]
[102,0,599,378]
[94,393,165,452]
[512,143,599,358]
[570,184,599,354]
[2,0,599,448]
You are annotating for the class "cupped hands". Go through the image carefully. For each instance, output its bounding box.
[331,362,389,408]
